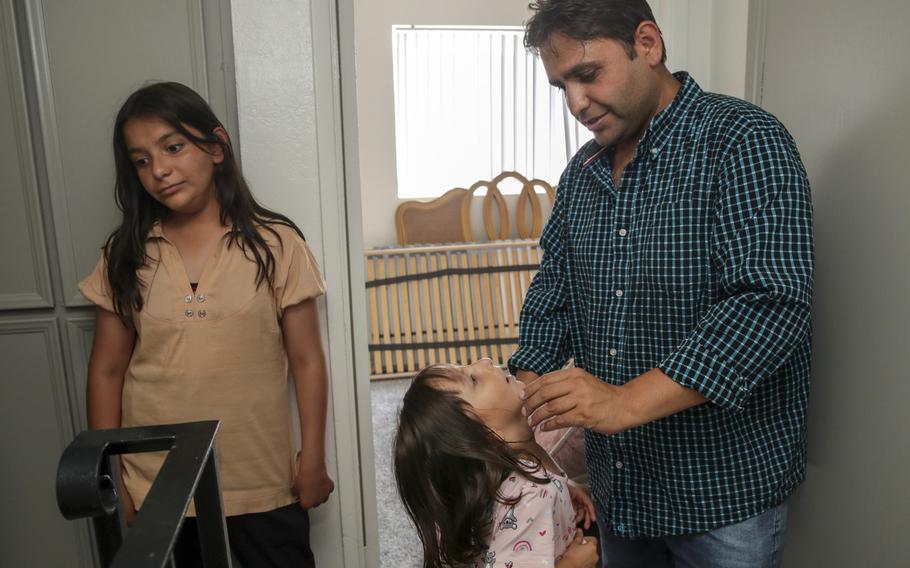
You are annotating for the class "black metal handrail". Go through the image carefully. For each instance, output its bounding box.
[56,421,232,568]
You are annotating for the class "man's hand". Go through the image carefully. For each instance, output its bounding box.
[557,529,599,568]
[294,456,335,510]
[523,367,709,434]
[522,367,632,434]
[567,481,596,530]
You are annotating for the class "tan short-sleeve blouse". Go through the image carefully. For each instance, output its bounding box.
[79,221,325,516]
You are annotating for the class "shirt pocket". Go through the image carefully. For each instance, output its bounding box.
[639,196,712,295]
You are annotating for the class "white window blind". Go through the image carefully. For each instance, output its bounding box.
[393,25,594,198]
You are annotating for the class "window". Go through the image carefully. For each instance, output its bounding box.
[392,25,593,198]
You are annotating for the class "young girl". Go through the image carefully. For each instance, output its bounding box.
[80,82,332,567]
[394,358,600,568]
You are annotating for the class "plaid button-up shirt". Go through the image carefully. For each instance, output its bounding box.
[510,73,814,537]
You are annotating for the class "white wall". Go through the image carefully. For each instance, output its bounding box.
[756,1,910,565]
[650,0,750,98]
[230,1,370,565]
[709,0,749,98]
[355,0,749,248]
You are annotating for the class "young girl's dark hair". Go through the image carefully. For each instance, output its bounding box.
[105,81,303,319]
[394,365,548,568]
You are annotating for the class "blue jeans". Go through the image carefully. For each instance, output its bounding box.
[597,502,789,568]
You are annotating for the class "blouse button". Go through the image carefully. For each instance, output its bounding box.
[198,309,208,319]
[184,294,193,303]
[185,309,194,318]
[196,294,206,303]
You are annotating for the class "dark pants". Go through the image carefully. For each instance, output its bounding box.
[174,503,315,568]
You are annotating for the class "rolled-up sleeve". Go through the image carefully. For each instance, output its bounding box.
[659,125,814,411]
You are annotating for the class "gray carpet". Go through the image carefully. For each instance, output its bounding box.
[371,378,422,567]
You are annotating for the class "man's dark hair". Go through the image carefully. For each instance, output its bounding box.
[525,0,667,63]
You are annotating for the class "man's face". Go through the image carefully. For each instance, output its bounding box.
[541,31,658,149]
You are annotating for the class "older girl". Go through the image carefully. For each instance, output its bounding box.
[81,82,332,567]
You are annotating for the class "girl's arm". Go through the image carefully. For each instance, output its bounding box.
[86,307,135,429]
[281,298,335,509]
[86,307,137,523]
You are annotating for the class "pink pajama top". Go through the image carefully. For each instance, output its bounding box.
[474,464,577,567]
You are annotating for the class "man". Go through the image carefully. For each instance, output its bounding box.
[509,1,814,566]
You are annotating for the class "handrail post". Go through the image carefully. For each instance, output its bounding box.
[92,454,123,567]
[194,448,231,567]
[56,421,232,568]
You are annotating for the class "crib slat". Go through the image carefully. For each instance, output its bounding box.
[398,255,415,372]
[367,258,382,374]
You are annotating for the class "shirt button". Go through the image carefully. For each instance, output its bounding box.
[615,461,624,469]
[198,309,207,319]
[196,294,206,303]
[615,289,624,298]
[618,228,628,237]
[616,523,625,534]
[185,309,194,318]
[650,147,659,156]
[184,294,193,303]
[609,348,618,357]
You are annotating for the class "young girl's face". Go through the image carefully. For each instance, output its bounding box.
[123,115,224,215]
[440,359,526,427]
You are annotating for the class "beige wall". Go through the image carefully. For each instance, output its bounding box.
[757,1,910,565]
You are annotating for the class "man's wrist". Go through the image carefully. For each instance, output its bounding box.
[515,368,540,383]
[614,380,646,432]
[618,368,708,428]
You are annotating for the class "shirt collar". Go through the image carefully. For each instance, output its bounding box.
[147,219,235,242]
[582,71,702,169]
[642,71,701,154]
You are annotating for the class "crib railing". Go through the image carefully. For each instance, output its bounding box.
[364,239,542,379]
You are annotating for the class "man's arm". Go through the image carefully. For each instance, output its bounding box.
[524,123,813,429]
[523,367,706,434]
[657,124,814,411]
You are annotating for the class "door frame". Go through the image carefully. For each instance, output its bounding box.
[310,0,379,565]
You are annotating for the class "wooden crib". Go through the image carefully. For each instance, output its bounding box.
[365,171,554,380]
[365,239,542,380]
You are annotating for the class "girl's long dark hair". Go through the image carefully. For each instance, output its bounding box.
[393,365,548,568]
[105,81,303,319]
